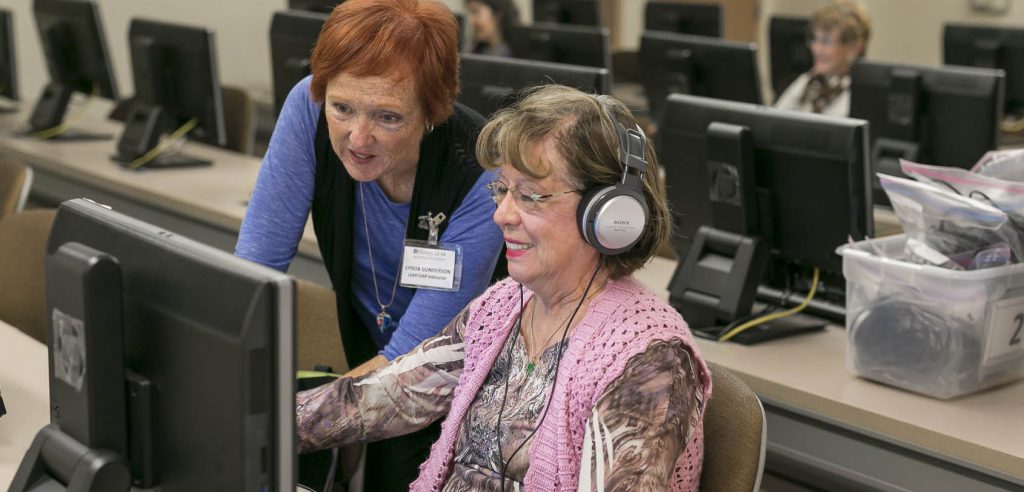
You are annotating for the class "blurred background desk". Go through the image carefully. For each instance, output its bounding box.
[0,319,48,489]
[637,256,1024,492]
[0,101,330,286]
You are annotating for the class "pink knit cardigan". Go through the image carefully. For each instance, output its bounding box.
[411,276,712,491]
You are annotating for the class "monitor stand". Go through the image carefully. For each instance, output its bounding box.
[111,103,211,170]
[692,308,828,345]
[13,127,113,141]
[110,152,212,170]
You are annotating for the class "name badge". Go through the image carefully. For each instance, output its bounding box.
[399,212,463,291]
[400,242,462,291]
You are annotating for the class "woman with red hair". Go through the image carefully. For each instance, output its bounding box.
[236,0,504,488]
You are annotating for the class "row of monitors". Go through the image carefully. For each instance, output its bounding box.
[2,0,223,168]
[24,91,870,488]
[286,0,724,37]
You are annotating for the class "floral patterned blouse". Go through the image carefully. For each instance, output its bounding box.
[296,305,703,490]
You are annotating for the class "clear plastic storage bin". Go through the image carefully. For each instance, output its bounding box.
[838,234,1024,398]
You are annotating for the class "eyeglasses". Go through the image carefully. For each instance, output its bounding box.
[485,179,579,211]
[806,32,843,48]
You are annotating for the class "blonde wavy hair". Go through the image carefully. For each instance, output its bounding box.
[476,85,671,279]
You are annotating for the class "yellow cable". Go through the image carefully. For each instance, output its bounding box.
[31,84,99,139]
[127,118,199,170]
[1002,117,1024,134]
[718,268,820,342]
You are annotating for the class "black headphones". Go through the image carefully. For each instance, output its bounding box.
[576,101,651,256]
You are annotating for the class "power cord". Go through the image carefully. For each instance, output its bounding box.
[127,117,198,170]
[30,84,99,139]
[718,267,820,342]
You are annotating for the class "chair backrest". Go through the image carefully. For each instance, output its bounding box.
[296,278,348,374]
[0,159,33,219]
[699,361,767,492]
[221,85,254,155]
[0,209,57,343]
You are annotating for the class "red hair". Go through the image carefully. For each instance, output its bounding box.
[309,0,459,126]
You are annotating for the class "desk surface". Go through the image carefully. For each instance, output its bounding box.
[1,259,1022,488]
[0,321,49,489]
[638,255,1024,483]
[0,99,319,258]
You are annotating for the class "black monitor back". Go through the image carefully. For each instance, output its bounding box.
[640,30,761,123]
[769,15,812,100]
[850,60,1003,173]
[0,9,16,101]
[944,23,1024,118]
[32,0,117,100]
[645,1,721,37]
[532,0,601,26]
[128,18,226,148]
[506,23,611,71]
[46,198,295,491]
[659,94,872,276]
[459,53,610,117]
[270,10,327,116]
[288,0,343,14]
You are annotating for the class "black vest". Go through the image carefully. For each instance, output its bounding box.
[311,103,506,366]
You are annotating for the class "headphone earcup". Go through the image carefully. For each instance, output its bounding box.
[577,184,649,255]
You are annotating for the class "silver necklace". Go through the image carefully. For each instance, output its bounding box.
[359,182,400,331]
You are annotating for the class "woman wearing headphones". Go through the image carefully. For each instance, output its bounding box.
[295,85,711,491]
[775,0,871,116]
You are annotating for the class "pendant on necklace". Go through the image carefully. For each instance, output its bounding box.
[525,361,535,376]
[376,310,392,331]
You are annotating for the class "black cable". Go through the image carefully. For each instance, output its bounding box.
[322,447,339,492]
[493,284,526,489]
[498,258,604,491]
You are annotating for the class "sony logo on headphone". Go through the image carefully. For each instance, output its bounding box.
[613,220,632,225]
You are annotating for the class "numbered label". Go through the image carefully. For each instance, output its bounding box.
[983,296,1024,365]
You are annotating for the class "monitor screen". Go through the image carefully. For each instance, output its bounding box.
[769,16,812,101]
[505,23,610,71]
[27,0,118,133]
[270,10,327,117]
[114,18,227,167]
[532,0,601,26]
[849,60,1003,202]
[659,94,872,307]
[0,9,17,101]
[288,0,343,14]
[640,30,762,124]
[458,53,610,117]
[41,198,295,491]
[644,1,721,37]
[944,23,1024,118]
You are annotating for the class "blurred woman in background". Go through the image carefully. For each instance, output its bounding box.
[775,0,871,116]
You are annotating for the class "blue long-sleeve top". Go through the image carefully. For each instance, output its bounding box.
[236,76,503,360]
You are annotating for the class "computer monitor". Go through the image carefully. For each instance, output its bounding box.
[769,15,812,101]
[113,18,227,169]
[849,60,1004,203]
[459,53,610,117]
[944,23,1024,119]
[288,0,343,14]
[506,23,611,71]
[26,0,119,138]
[660,94,872,326]
[9,198,295,492]
[532,0,601,26]
[644,1,721,37]
[639,30,762,124]
[0,9,17,110]
[270,10,327,117]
